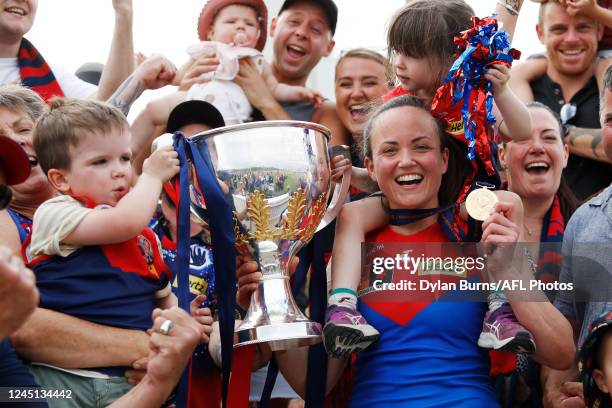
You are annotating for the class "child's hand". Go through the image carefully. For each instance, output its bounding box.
[190,294,214,344]
[142,145,180,183]
[330,151,351,183]
[301,88,323,108]
[485,64,511,97]
[561,0,598,17]
[305,88,323,109]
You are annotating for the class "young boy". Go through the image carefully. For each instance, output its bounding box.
[25,98,189,405]
[131,0,320,152]
[580,310,612,408]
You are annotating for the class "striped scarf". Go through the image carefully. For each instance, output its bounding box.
[17,38,64,102]
[490,195,566,408]
[535,195,564,285]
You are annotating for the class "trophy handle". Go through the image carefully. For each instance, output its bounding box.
[316,164,351,232]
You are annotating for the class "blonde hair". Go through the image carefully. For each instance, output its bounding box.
[0,84,46,122]
[335,48,395,88]
[34,98,129,174]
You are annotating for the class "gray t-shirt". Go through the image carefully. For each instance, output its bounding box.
[555,184,612,346]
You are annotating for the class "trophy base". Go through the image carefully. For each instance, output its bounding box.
[234,321,322,351]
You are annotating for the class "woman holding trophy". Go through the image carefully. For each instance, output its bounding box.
[245,95,576,407]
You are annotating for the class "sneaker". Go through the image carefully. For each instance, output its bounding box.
[323,304,380,358]
[477,302,536,354]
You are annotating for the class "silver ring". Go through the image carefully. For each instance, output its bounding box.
[159,319,174,335]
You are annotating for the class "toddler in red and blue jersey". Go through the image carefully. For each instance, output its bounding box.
[25,98,210,407]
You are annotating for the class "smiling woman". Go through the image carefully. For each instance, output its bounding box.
[273,95,575,407]
[334,48,392,138]
[492,101,579,407]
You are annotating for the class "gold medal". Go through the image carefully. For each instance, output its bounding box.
[466,187,498,221]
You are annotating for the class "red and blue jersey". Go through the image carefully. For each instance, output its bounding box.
[7,208,31,244]
[351,223,498,407]
[26,210,170,376]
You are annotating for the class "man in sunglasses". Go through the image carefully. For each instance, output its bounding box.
[524,0,612,200]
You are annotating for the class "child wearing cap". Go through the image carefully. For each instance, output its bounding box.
[132,0,321,147]
[25,98,212,405]
[580,310,612,408]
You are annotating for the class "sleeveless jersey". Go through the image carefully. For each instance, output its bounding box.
[350,222,498,407]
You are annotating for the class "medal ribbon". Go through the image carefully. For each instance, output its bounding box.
[174,133,237,408]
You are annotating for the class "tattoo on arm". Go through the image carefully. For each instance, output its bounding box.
[107,76,145,116]
[568,127,603,159]
[497,0,523,16]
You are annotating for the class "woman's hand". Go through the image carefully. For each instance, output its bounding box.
[236,255,262,310]
[481,200,522,281]
[235,255,299,310]
[330,153,351,183]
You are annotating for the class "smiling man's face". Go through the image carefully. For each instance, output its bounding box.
[537,2,601,78]
[270,1,334,85]
[0,1,37,41]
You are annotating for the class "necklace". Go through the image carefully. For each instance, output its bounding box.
[524,224,534,236]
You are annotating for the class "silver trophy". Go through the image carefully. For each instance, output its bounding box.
[187,121,350,351]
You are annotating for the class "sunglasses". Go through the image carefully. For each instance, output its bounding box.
[560,102,577,125]
[559,102,577,137]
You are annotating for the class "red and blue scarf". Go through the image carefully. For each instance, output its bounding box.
[17,38,64,102]
[490,196,565,382]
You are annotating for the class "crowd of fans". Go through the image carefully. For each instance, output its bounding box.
[1,0,611,407]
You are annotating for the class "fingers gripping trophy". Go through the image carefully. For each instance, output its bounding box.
[159,121,351,351]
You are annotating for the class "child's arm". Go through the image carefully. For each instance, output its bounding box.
[509,58,548,101]
[495,0,525,42]
[130,91,186,173]
[262,64,322,105]
[487,64,532,142]
[233,59,291,120]
[106,54,177,116]
[563,0,612,28]
[63,146,179,247]
[156,288,178,309]
[331,197,389,292]
[330,155,378,193]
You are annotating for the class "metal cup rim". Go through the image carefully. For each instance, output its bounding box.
[188,120,331,144]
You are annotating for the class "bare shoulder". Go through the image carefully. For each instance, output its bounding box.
[314,101,349,146]
[0,210,23,255]
[314,100,339,122]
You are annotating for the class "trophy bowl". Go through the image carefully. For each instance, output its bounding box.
[189,121,350,351]
[190,121,350,350]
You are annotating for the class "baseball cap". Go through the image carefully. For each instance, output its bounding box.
[278,0,338,36]
[0,136,31,185]
[579,310,612,408]
[166,100,226,134]
[75,62,104,86]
